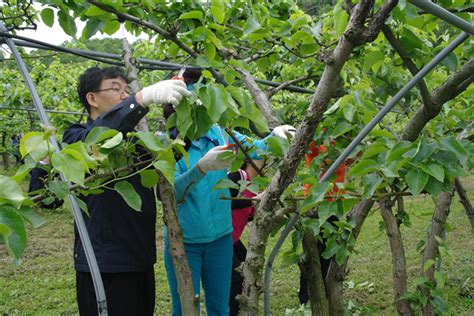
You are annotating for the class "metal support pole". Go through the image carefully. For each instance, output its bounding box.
[263,31,469,315]
[409,0,474,35]
[0,22,108,315]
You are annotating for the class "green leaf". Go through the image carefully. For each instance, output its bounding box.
[411,142,437,163]
[243,14,261,36]
[48,179,70,199]
[0,175,26,208]
[51,152,85,186]
[434,271,446,288]
[101,132,123,149]
[11,164,33,183]
[132,132,163,152]
[424,178,452,197]
[139,170,159,189]
[300,182,330,214]
[114,181,142,212]
[82,19,104,40]
[0,205,26,263]
[85,6,106,17]
[423,259,435,272]
[322,236,341,259]
[405,169,429,195]
[361,143,387,159]
[387,141,413,163]
[210,0,225,23]
[58,10,77,37]
[41,8,55,27]
[420,163,445,183]
[334,5,349,36]
[205,85,228,121]
[441,52,458,71]
[213,178,239,191]
[179,11,203,20]
[348,159,380,177]
[363,50,385,73]
[362,173,383,198]
[103,20,120,35]
[85,127,118,146]
[343,103,355,122]
[153,160,175,185]
[441,137,468,168]
[17,206,45,228]
[20,132,50,161]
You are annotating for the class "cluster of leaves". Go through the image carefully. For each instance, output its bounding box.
[0,125,189,263]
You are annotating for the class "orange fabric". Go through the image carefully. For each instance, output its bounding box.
[304,141,347,200]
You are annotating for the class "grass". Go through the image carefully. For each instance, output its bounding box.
[1,175,473,315]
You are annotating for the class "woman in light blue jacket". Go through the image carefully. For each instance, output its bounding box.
[164,72,295,316]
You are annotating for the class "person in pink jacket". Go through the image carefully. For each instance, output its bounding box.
[227,159,264,316]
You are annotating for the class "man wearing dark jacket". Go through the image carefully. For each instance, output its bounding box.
[63,67,190,315]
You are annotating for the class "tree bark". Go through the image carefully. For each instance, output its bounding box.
[379,197,412,316]
[325,199,374,315]
[301,230,330,315]
[157,174,198,316]
[235,67,280,129]
[122,38,149,132]
[454,177,474,232]
[421,191,453,316]
[401,59,474,141]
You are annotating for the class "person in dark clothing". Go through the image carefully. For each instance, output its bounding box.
[227,160,263,316]
[63,66,191,316]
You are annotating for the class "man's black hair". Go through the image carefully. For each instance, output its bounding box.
[77,67,128,114]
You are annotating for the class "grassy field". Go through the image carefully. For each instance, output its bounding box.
[0,175,472,315]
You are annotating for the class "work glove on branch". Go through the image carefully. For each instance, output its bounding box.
[197,145,234,174]
[272,125,297,139]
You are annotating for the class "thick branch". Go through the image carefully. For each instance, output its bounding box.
[421,191,453,316]
[325,199,374,315]
[379,198,412,316]
[122,38,148,132]
[401,59,474,141]
[157,174,198,316]
[301,230,330,315]
[454,177,474,232]
[235,67,280,128]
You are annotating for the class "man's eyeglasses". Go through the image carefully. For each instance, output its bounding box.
[95,87,132,96]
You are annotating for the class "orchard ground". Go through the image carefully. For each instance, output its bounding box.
[0,169,473,315]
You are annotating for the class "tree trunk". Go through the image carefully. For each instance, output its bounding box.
[122,38,149,132]
[421,191,453,316]
[379,198,412,316]
[322,199,374,314]
[454,178,474,232]
[157,174,198,316]
[301,230,330,315]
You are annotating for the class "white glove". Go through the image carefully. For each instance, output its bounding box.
[272,125,296,139]
[142,80,191,105]
[197,145,233,174]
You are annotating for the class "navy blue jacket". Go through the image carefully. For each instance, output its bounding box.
[63,96,157,273]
